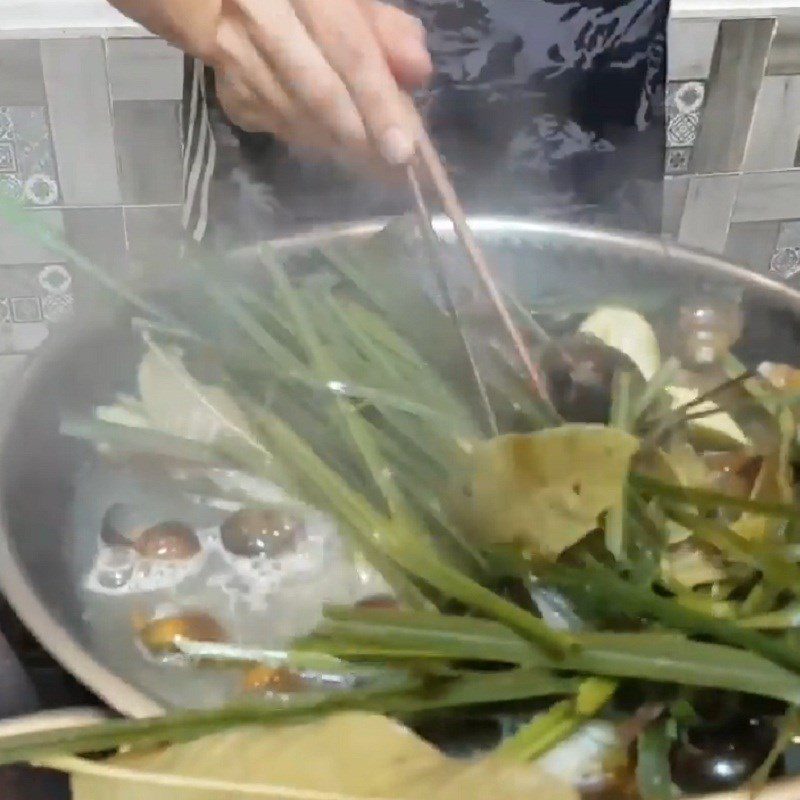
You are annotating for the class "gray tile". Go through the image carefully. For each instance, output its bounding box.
[40,39,121,206]
[63,208,127,273]
[0,318,48,355]
[777,220,800,247]
[744,76,800,171]
[767,17,800,75]
[678,174,739,253]
[0,209,64,264]
[107,38,184,101]
[692,19,776,174]
[124,205,183,271]
[114,101,182,204]
[668,19,720,80]
[0,41,45,105]
[733,170,800,223]
[663,175,690,237]
[724,221,780,271]
[0,354,28,393]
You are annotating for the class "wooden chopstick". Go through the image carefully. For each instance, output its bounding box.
[407,164,499,435]
[410,128,547,400]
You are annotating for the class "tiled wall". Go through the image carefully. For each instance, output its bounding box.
[2,21,800,387]
[666,15,800,278]
[0,35,183,379]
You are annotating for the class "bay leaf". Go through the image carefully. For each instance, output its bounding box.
[68,712,576,800]
[453,426,639,558]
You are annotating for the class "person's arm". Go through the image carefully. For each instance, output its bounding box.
[106,0,432,166]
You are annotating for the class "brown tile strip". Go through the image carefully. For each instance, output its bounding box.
[733,170,800,223]
[0,41,45,105]
[113,100,183,205]
[692,18,776,175]
[40,39,121,206]
[663,175,690,237]
[744,76,800,171]
[678,174,739,253]
[724,221,780,272]
[668,19,720,80]
[766,17,800,75]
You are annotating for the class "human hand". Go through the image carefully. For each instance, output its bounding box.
[209,0,432,168]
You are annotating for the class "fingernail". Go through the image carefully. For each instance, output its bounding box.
[379,127,415,165]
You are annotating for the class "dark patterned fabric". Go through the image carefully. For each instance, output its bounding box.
[194,0,668,246]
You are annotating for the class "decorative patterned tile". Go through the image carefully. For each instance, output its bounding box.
[10,297,41,323]
[0,108,12,141]
[665,147,692,175]
[37,264,72,295]
[0,142,15,173]
[667,113,700,147]
[667,81,706,115]
[40,292,74,323]
[0,106,60,207]
[770,247,800,280]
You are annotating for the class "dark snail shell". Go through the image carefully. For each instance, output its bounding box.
[242,665,306,694]
[134,522,201,560]
[670,714,776,794]
[221,508,304,558]
[101,504,200,561]
[539,334,642,424]
[138,612,226,655]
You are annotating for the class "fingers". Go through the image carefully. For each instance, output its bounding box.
[234,0,371,153]
[213,0,431,167]
[360,0,433,90]
[290,0,420,164]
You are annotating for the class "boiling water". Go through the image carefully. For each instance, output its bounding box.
[71,458,389,710]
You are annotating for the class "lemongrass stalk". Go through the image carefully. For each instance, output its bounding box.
[545,562,800,672]
[497,678,615,761]
[631,473,800,522]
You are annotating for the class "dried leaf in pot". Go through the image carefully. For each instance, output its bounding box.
[69,712,578,800]
[451,426,639,558]
[732,407,795,541]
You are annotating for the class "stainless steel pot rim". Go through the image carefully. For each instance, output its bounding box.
[2,214,800,722]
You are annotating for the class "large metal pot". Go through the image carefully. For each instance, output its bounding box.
[1,216,800,723]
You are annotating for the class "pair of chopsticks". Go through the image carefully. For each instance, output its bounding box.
[405,123,547,403]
